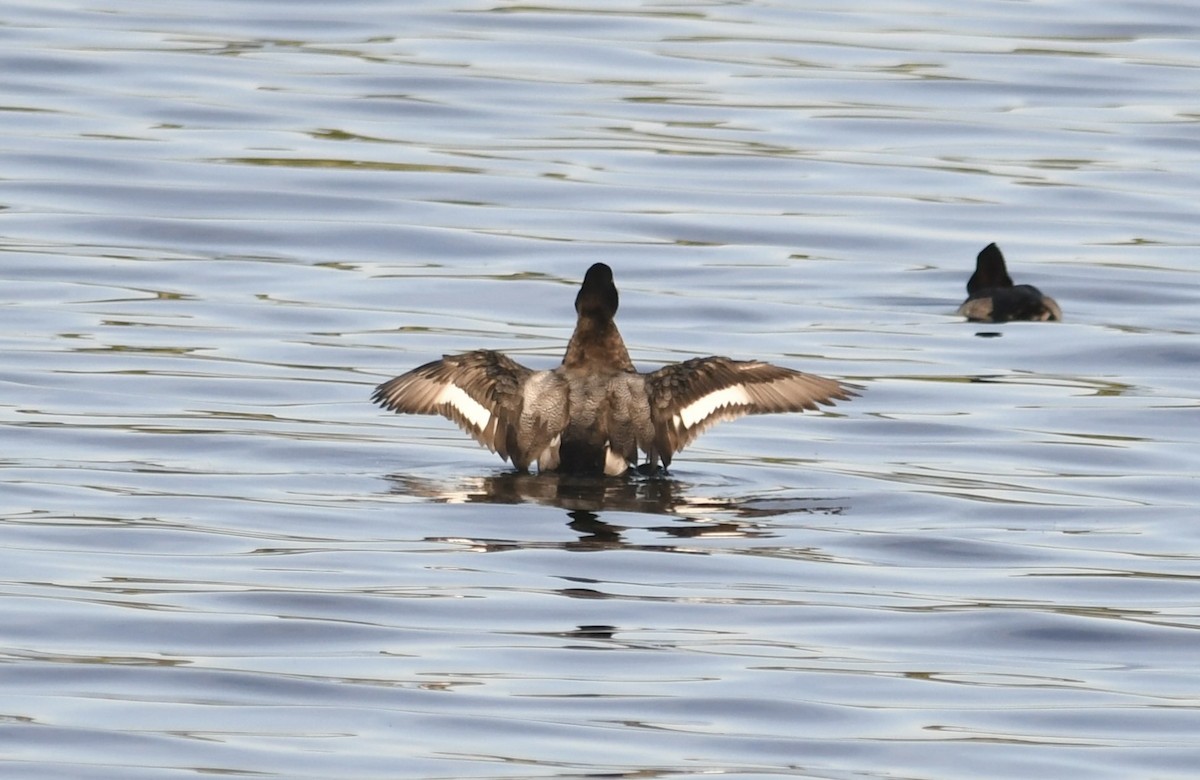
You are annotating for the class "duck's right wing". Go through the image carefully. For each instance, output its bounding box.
[643,356,856,468]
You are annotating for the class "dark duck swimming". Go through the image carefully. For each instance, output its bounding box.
[958,243,1062,323]
[373,263,855,475]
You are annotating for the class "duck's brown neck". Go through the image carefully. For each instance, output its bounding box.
[562,315,634,372]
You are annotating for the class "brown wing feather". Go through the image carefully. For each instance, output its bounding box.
[644,357,856,465]
[372,350,533,462]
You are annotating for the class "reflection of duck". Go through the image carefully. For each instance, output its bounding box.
[374,263,855,474]
[387,471,846,530]
[958,243,1062,323]
[392,470,683,514]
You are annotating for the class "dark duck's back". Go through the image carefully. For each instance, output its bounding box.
[957,243,1062,323]
[373,263,855,475]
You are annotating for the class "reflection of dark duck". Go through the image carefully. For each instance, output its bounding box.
[374,263,855,475]
[958,243,1062,323]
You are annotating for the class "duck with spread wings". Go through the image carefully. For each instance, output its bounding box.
[373,263,855,475]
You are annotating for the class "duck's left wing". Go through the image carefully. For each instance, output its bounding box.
[643,356,855,467]
[373,349,566,470]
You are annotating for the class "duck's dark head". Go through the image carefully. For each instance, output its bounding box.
[576,262,619,320]
[966,243,1014,295]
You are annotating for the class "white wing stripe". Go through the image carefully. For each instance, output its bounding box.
[435,383,492,432]
[674,385,752,430]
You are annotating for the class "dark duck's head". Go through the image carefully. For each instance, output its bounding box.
[575,262,619,320]
[563,262,631,372]
[958,243,1062,323]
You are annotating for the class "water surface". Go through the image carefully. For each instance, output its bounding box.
[2,1,1199,778]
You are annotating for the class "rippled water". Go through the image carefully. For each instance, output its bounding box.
[3,1,1199,778]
